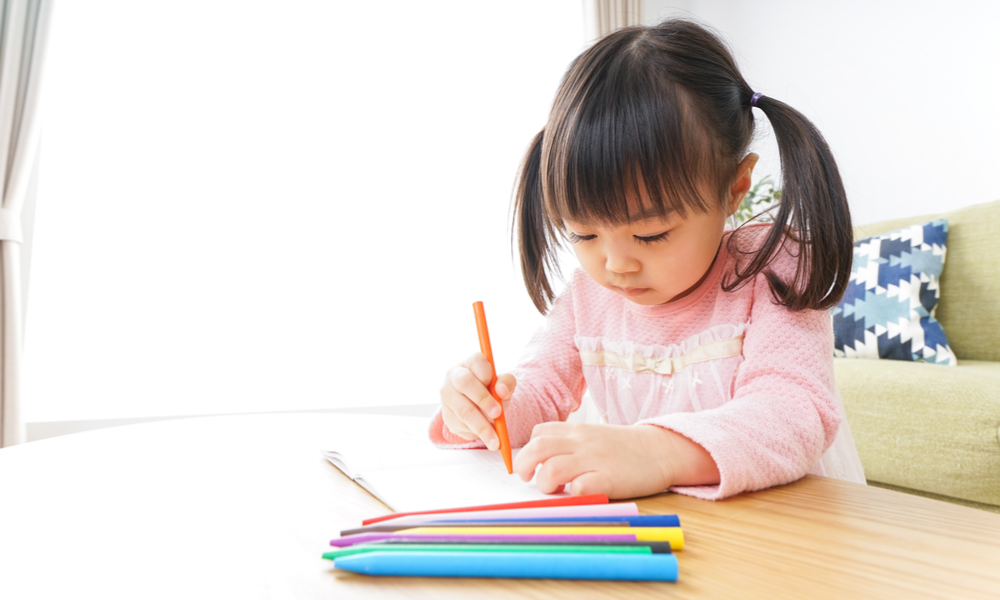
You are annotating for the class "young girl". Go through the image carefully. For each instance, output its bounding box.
[432,19,866,500]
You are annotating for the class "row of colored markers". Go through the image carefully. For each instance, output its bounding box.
[324,493,682,582]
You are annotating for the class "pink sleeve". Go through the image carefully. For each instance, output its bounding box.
[429,276,587,448]
[641,247,842,500]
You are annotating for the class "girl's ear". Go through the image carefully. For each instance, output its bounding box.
[726,153,759,216]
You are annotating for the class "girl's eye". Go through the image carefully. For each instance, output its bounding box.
[634,231,670,245]
[568,232,596,243]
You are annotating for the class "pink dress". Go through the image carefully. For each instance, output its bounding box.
[430,224,866,500]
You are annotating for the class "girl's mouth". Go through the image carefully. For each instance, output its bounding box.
[617,286,650,297]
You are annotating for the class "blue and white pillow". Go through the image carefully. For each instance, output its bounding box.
[832,219,956,365]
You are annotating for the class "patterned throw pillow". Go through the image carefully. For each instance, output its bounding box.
[832,219,956,365]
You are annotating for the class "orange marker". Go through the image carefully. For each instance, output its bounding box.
[472,301,513,474]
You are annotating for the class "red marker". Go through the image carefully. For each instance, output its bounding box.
[472,301,513,474]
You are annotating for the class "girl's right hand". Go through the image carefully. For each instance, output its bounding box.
[440,353,517,451]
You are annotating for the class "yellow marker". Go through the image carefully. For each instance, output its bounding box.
[398,526,685,550]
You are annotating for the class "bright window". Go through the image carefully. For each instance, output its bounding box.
[26,1,584,422]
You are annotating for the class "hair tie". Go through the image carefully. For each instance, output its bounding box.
[750,92,764,108]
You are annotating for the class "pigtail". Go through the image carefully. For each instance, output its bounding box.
[512,129,560,314]
[727,95,853,311]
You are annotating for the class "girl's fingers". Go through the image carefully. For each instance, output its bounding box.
[440,354,516,451]
[463,353,495,384]
[440,405,479,441]
[450,362,502,419]
[530,421,574,437]
[440,371,499,449]
[450,396,500,450]
[531,453,590,495]
[513,434,576,482]
[567,471,612,498]
[495,373,516,401]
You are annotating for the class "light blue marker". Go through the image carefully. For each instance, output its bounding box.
[430,515,681,527]
[334,550,679,582]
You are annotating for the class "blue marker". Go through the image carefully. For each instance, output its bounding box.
[333,550,679,582]
[430,515,681,527]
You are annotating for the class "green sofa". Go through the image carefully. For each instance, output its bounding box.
[834,199,1000,512]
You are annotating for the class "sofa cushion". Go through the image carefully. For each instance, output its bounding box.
[832,220,956,365]
[835,358,1000,506]
[852,200,1000,362]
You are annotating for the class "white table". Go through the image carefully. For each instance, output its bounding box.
[0,414,380,599]
[1,413,998,599]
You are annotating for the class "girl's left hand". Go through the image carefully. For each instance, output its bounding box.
[512,422,719,500]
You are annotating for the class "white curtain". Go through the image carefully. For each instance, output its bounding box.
[0,0,52,448]
[583,0,644,43]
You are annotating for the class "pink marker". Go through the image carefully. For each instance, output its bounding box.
[370,502,639,528]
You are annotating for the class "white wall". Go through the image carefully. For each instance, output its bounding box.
[30,0,998,425]
[645,0,1000,225]
[26,1,585,422]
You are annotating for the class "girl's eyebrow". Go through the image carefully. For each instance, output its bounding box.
[564,209,672,229]
[630,208,673,223]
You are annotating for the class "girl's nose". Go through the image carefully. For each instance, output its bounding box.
[604,245,640,274]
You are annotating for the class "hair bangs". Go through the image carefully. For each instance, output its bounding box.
[540,30,722,230]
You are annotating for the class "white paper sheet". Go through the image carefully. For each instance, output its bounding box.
[320,413,564,512]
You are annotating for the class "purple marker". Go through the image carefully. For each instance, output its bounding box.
[330,533,638,548]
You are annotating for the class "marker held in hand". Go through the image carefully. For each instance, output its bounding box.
[473,301,513,474]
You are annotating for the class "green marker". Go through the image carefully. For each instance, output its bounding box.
[322,543,655,561]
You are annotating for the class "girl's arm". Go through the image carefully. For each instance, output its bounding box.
[640,247,842,500]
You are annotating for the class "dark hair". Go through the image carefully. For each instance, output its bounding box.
[512,19,852,314]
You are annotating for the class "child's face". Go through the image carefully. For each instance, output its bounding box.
[564,155,756,306]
